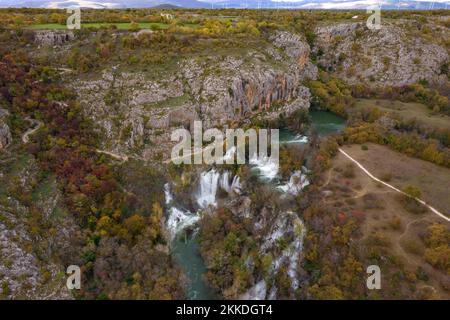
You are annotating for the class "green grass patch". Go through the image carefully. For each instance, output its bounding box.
[26,22,201,30]
[27,22,170,30]
[9,153,32,175]
[31,175,55,203]
[145,94,191,109]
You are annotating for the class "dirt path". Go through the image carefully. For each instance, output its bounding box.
[95,149,129,162]
[22,117,136,165]
[339,148,450,223]
[22,118,43,143]
[164,139,231,164]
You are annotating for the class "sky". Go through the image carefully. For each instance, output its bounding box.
[0,0,449,9]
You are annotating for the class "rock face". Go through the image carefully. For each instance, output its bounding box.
[34,30,74,46]
[314,22,449,87]
[0,155,77,299]
[69,30,317,160]
[0,114,12,150]
[187,31,317,128]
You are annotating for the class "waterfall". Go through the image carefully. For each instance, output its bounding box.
[220,171,232,193]
[222,145,280,181]
[287,219,305,291]
[197,169,241,208]
[164,183,173,205]
[249,153,279,181]
[220,171,241,194]
[241,280,267,300]
[165,168,242,240]
[166,207,200,239]
[164,183,199,240]
[222,146,236,163]
[230,175,241,193]
[197,169,221,208]
[277,170,310,195]
[283,134,309,145]
[259,211,306,297]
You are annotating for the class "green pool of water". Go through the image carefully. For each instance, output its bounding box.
[310,110,346,136]
[171,232,217,300]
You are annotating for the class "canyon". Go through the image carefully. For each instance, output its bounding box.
[0,9,449,300]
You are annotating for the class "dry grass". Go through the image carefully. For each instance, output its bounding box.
[321,144,450,298]
[355,99,450,130]
[341,143,450,216]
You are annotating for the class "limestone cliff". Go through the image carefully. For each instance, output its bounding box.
[69,30,317,160]
[313,21,449,87]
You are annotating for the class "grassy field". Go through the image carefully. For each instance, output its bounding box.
[27,22,174,30]
[341,143,450,215]
[321,143,450,298]
[355,98,450,130]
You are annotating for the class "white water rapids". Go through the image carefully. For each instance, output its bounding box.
[165,170,242,239]
[197,169,241,208]
[165,131,310,299]
[277,168,310,196]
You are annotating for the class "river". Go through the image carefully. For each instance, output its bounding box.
[168,110,346,300]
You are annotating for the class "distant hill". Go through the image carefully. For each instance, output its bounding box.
[151,4,181,9]
[0,0,209,9]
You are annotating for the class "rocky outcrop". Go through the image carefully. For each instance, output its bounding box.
[0,155,77,299]
[0,121,11,150]
[34,30,74,46]
[69,30,317,160]
[270,31,311,68]
[183,31,317,128]
[314,22,449,87]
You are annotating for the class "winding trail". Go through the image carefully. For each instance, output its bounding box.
[22,118,43,143]
[338,148,450,223]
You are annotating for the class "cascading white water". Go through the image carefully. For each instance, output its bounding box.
[197,169,221,208]
[164,183,199,240]
[222,146,236,163]
[249,153,279,181]
[286,219,305,291]
[165,169,242,240]
[220,171,232,193]
[222,145,280,181]
[240,280,267,300]
[277,170,310,196]
[220,171,241,194]
[166,207,200,239]
[197,169,241,208]
[230,175,241,193]
[282,134,309,145]
[164,183,173,205]
[256,212,306,298]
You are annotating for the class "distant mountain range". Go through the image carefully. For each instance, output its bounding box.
[0,0,449,10]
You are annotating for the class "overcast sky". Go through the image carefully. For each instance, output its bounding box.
[0,0,448,9]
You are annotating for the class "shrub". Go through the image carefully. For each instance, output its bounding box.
[389,216,402,231]
[342,164,355,179]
